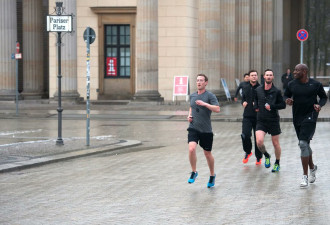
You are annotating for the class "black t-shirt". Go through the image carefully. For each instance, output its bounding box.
[284,79,328,125]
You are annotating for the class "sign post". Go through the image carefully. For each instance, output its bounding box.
[47,2,73,145]
[83,27,96,146]
[13,42,22,115]
[296,29,309,64]
[173,76,189,102]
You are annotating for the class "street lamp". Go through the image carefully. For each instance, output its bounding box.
[55,1,64,145]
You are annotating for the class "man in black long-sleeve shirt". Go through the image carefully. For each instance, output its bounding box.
[284,64,328,188]
[234,73,250,102]
[254,69,286,172]
[240,70,262,164]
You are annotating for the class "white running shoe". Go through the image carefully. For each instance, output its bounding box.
[300,175,308,188]
[309,165,317,183]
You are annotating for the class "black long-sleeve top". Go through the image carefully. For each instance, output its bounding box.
[241,82,260,118]
[284,78,328,125]
[254,84,286,122]
[235,81,250,98]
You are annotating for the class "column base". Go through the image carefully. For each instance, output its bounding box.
[132,90,164,102]
[53,91,83,102]
[0,90,22,100]
[21,91,46,100]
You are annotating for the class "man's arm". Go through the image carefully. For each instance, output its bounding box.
[283,84,293,105]
[317,83,328,107]
[195,100,220,113]
[187,107,193,122]
[271,90,286,110]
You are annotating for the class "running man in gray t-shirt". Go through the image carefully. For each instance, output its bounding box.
[187,74,220,188]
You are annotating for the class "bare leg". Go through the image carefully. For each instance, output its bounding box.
[204,150,215,176]
[256,130,267,154]
[301,156,309,175]
[188,142,197,172]
[271,135,281,160]
[308,154,315,170]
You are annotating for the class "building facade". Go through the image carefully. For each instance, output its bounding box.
[0,0,304,102]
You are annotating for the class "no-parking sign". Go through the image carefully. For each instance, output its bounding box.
[297,29,308,42]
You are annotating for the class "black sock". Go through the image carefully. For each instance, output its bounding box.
[275,159,280,165]
[264,152,270,158]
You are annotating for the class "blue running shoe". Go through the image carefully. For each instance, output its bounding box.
[265,156,271,168]
[271,164,280,172]
[207,174,216,188]
[188,171,198,183]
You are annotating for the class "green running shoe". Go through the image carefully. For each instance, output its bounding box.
[265,156,271,168]
[271,164,280,172]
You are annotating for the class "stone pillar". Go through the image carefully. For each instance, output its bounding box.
[133,0,162,101]
[262,0,273,71]
[273,0,284,88]
[22,0,44,99]
[219,0,236,90]
[236,0,250,80]
[54,0,80,101]
[250,0,262,76]
[0,0,17,100]
[198,0,221,98]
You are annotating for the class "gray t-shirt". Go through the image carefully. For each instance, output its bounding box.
[188,90,219,133]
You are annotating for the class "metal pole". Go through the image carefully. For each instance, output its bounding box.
[15,58,19,116]
[56,31,64,145]
[300,41,303,64]
[86,27,90,146]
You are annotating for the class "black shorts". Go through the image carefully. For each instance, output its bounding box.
[294,120,316,141]
[187,128,213,151]
[256,120,281,136]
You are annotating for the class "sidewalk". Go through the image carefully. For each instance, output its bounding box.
[0,100,329,173]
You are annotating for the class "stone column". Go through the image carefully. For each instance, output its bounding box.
[262,0,273,70]
[236,0,250,80]
[250,0,262,76]
[0,0,17,100]
[133,0,162,101]
[219,0,236,91]
[54,0,80,101]
[273,0,285,88]
[22,0,44,99]
[198,0,221,98]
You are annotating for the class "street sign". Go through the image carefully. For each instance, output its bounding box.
[15,53,22,59]
[296,29,308,42]
[16,42,20,53]
[83,27,96,44]
[173,76,189,101]
[47,15,72,32]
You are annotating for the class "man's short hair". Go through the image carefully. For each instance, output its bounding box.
[244,73,249,78]
[248,70,258,76]
[197,74,208,82]
[264,69,273,74]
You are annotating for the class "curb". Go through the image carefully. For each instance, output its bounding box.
[0,139,141,173]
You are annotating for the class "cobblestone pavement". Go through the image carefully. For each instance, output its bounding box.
[1,117,330,224]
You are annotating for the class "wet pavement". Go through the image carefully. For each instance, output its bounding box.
[0,100,329,224]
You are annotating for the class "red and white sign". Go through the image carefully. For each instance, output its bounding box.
[16,42,20,53]
[173,76,189,101]
[106,57,117,76]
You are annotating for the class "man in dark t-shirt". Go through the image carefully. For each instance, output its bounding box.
[284,64,328,188]
[187,74,220,188]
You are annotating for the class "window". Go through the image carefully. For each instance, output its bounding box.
[104,25,130,78]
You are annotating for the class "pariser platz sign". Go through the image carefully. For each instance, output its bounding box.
[47,15,72,32]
